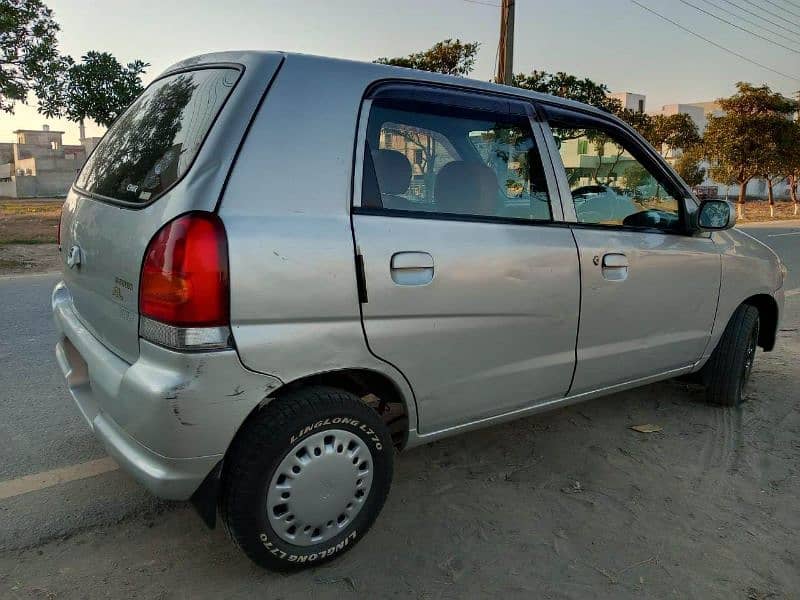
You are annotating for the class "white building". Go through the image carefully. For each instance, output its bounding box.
[609,92,646,113]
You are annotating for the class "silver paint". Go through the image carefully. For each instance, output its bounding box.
[52,51,784,501]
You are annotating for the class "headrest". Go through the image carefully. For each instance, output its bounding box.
[434,161,497,215]
[373,149,412,195]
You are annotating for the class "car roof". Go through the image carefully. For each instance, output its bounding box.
[161,50,614,120]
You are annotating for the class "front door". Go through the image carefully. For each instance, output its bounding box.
[352,85,580,433]
[542,106,721,393]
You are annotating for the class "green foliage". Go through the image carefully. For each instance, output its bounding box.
[643,113,700,156]
[0,0,67,113]
[621,163,650,190]
[704,82,798,203]
[41,51,148,127]
[375,39,479,76]
[717,82,797,116]
[511,70,620,113]
[674,146,706,187]
[785,122,800,204]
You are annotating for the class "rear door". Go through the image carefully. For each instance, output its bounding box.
[352,85,580,434]
[60,59,277,363]
[541,105,721,393]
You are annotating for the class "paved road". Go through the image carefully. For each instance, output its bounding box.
[0,221,798,594]
[738,220,800,290]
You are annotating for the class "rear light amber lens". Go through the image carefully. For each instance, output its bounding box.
[139,212,229,327]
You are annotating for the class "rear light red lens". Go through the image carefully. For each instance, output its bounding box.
[139,212,229,327]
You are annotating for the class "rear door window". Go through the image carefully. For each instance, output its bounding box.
[362,96,553,222]
[75,67,240,204]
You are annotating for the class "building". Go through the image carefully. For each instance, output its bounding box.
[609,92,646,113]
[656,103,707,132]
[0,125,89,198]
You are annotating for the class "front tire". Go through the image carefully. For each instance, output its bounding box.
[221,386,393,570]
[703,304,760,406]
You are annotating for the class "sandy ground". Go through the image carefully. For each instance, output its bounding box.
[0,199,62,275]
[0,244,60,275]
[1,296,797,599]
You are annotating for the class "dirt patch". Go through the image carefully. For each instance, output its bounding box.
[733,199,800,223]
[1,299,797,598]
[0,199,62,245]
[0,200,63,274]
[0,243,60,275]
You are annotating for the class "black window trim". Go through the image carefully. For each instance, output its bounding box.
[71,62,245,209]
[354,80,560,227]
[537,102,694,236]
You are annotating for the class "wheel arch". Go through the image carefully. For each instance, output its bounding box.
[243,368,412,451]
[743,293,779,351]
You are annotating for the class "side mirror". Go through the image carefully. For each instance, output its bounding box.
[696,199,736,231]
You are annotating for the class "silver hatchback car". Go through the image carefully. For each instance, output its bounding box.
[53,51,785,570]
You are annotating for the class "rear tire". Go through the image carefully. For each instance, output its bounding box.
[702,304,760,407]
[221,386,393,570]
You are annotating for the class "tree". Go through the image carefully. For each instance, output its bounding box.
[39,51,148,130]
[782,121,800,215]
[760,118,794,216]
[512,70,620,113]
[704,83,798,212]
[375,39,479,76]
[0,0,68,113]
[674,145,706,187]
[643,113,700,158]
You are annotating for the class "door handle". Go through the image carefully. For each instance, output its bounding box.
[602,253,628,268]
[390,252,434,285]
[600,252,628,281]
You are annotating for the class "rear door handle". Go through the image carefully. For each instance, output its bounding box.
[390,252,434,285]
[601,252,628,281]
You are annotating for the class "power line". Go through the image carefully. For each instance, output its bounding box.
[698,0,800,42]
[677,0,800,53]
[460,0,501,7]
[720,0,800,35]
[757,0,800,19]
[742,0,800,23]
[774,0,800,9]
[630,0,800,82]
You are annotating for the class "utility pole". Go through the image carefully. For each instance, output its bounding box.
[496,0,515,85]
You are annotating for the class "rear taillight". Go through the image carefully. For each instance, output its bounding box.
[57,207,62,250]
[139,212,231,351]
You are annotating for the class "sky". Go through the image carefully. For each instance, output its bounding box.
[1,0,797,144]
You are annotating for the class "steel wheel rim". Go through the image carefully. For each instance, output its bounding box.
[740,322,759,394]
[266,429,373,546]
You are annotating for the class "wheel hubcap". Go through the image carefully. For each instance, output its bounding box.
[266,429,373,546]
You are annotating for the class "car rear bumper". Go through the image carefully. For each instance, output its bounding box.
[52,281,283,500]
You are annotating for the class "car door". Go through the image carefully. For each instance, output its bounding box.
[351,84,580,434]
[541,104,721,394]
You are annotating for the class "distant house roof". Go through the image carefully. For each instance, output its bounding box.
[13,129,66,134]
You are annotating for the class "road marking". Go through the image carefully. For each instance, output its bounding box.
[786,288,800,297]
[0,457,118,501]
[767,232,800,237]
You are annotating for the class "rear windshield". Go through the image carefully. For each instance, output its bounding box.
[75,67,240,204]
